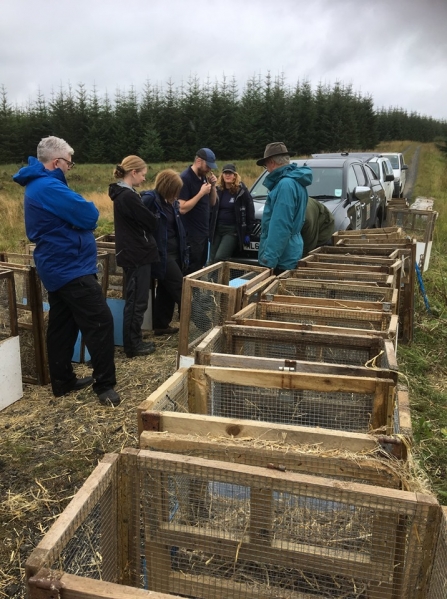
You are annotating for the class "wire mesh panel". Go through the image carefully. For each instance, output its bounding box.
[138,366,397,435]
[428,507,447,599]
[230,302,398,344]
[28,450,440,599]
[0,262,49,384]
[0,269,18,341]
[298,254,402,274]
[309,245,400,258]
[332,227,407,243]
[138,450,440,599]
[96,234,125,298]
[178,262,270,360]
[195,325,397,372]
[386,208,438,270]
[26,455,122,587]
[261,277,399,308]
[140,412,406,488]
[280,267,396,287]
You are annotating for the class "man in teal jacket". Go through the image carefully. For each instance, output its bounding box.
[257,142,312,274]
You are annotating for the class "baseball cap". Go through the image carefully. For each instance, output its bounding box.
[196,148,217,170]
[222,163,237,173]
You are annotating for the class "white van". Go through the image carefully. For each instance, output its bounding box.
[381,153,408,197]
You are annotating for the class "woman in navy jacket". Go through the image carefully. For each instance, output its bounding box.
[209,163,255,263]
[141,169,187,336]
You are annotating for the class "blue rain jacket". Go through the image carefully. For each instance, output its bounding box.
[258,163,312,270]
[13,157,99,292]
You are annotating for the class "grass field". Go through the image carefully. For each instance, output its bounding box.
[0,143,446,597]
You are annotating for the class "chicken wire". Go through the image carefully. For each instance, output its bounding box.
[28,451,440,599]
[139,451,437,599]
[387,209,438,243]
[0,271,16,341]
[265,278,396,303]
[180,262,270,356]
[196,326,392,368]
[286,268,393,285]
[428,507,447,599]
[234,302,395,335]
[210,381,374,432]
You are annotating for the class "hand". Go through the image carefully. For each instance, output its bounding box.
[201,182,212,196]
[244,235,251,245]
[207,173,217,186]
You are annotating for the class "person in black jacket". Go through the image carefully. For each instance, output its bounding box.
[209,163,255,263]
[141,169,187,336]
[109,156,159,358]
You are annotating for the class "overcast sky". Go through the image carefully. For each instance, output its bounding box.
[2,0,446,121]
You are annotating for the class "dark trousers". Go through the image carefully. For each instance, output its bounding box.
[123,264,151,354]
[47,275,116,396]
[153,258,183,329]
[209,223,238,263]
[184,235,208,275]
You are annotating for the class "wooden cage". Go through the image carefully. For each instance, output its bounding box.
[178,261,271,360]
[26,449,441,599]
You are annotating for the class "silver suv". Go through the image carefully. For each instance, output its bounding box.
[380,152,408,197]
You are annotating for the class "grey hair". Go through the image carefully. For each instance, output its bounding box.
[271,154,290,166]
[37,136,74,163]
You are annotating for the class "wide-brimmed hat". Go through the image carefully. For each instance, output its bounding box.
[256,142,290,166]
[222,163,237,173]
[196,147,217,169]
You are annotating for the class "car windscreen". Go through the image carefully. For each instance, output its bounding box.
[250,172,269,198]
[386,155,399,169]
[250,166,344,201]
[306,167,343,200]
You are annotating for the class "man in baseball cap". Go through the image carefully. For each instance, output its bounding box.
[257,142,312,274]
[178,148,218,273]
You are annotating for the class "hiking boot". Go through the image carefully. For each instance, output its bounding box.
[97,388,121,407]
[125,342,156,358]
[53,376,94,398]
[153,326,179,336]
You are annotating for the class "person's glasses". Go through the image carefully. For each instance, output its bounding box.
[223,171,235,175]
[57,157,75,169]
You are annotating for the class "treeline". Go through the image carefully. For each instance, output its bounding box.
[1,74,446,164]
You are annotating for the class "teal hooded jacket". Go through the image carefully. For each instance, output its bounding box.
[258,163,313,270]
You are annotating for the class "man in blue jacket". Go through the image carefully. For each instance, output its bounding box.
[256,142,312,275]
[13,136,120,406]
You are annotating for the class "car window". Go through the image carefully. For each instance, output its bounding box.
[347,166,358,194]
[384,159,393,175]
[386,155,399,169]
[306,167,343,199]
[353,164,367,186]
[368,162,380,178]
[381,162,387,179]
[364,164,379,182]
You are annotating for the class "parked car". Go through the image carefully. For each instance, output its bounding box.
[380,152,408,197]
[234,156,386,264]
[312,152,395,204]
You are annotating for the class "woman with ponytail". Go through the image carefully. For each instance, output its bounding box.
[109,156,159,358]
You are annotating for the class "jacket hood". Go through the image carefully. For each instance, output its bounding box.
[13,156,67,186]
[108,182,130,202]
[264,163,313,191]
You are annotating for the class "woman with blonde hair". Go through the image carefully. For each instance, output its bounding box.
[141,169,188,335]
[109,155,159,357]
[209,163,255,263]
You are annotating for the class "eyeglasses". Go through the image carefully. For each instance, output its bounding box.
[223,171,235,175]
[57,157,75,169]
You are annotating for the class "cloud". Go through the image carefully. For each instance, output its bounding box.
[1,0,446,120]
